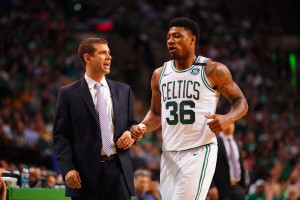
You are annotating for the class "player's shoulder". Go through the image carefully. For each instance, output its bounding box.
[205,60,230,77]
[154,66,163,74]
[151,67,163,87]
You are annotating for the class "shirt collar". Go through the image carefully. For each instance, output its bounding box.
[84,73,108,89]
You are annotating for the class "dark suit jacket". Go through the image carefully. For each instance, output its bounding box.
[211,135,245,199]
[53,77,137,197]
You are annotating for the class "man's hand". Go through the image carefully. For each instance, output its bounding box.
[205,114,233,134]
[208,186,219,200]
[116,131,135,150]
[0,177,6,200]
[130,124,146,142]
[65,170,81,189]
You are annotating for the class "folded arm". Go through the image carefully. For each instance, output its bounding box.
[205,61,248,133]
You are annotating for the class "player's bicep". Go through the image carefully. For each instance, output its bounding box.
[214,65,244,103]
[150,69,162,117]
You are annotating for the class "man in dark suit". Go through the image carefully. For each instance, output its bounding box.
[53,37,138,200]
[210,123,246,200]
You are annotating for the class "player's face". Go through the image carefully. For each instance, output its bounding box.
[89,43,112,75]
[167,27,195,59]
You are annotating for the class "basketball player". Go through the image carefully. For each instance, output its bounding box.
[131,17,248,200]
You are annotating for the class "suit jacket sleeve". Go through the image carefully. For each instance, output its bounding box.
[127,87,138,130]
[53,87,76,179]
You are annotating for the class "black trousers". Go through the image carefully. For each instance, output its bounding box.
[221,185,245,200]
[72,157,131,200]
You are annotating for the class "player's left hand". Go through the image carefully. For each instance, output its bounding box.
[117,131,135,150]
[205,114,233,134]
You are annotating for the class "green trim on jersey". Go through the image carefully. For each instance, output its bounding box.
[159,62,167,88]
[171,56,201,73]
[201,59,215,92]
[195,144,211,200]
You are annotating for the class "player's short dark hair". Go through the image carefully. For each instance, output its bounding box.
[169,17,200,44]
[78,37,108,65]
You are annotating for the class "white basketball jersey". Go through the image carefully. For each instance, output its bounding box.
[159,56,219,151]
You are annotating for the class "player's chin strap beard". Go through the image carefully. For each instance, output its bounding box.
[171,54,179,60]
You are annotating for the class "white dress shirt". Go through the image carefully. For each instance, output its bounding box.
[220,132,241,183]
[84,74,116,154]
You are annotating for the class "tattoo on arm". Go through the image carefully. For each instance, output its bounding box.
[214,63,248,120]
[215,67,232,93]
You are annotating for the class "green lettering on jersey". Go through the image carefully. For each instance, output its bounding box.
[161,83,167,102]
[167,81,172,100]
[183,80,186,98]
[172,81,177,99]
[186,80,193,98]
[193,81,200,100]
[178,80,183,99]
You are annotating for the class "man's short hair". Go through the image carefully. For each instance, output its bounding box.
[169,17,200,44]
[78,37,108,65]
[134,169,152,179]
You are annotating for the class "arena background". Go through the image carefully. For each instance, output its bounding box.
[0,0,300,198]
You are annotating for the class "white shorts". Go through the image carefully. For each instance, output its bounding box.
[160,143,218,200]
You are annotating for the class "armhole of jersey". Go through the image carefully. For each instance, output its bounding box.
[201,58,215,92]
[159,62,167,89]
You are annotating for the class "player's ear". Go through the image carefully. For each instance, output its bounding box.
[191,35,196,45]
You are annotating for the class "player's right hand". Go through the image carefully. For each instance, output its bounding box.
[130,124,146,142]
[65,170,81,189]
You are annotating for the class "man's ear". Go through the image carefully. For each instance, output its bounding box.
[191,35,196,45]
[83,53,90,64]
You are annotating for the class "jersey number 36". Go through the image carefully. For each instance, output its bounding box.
[166,101,195,125]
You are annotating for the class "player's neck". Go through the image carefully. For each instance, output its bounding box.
[174,54,197,70]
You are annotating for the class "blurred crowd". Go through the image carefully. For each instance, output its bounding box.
[1,0,300,199]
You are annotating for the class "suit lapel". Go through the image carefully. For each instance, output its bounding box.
[76,77,99,124]
[107,79,119,139]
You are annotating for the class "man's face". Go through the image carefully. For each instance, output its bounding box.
[134,175,151,194]
[28,168,41,187]
[167,27,195,60]
[87,43,112,75]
